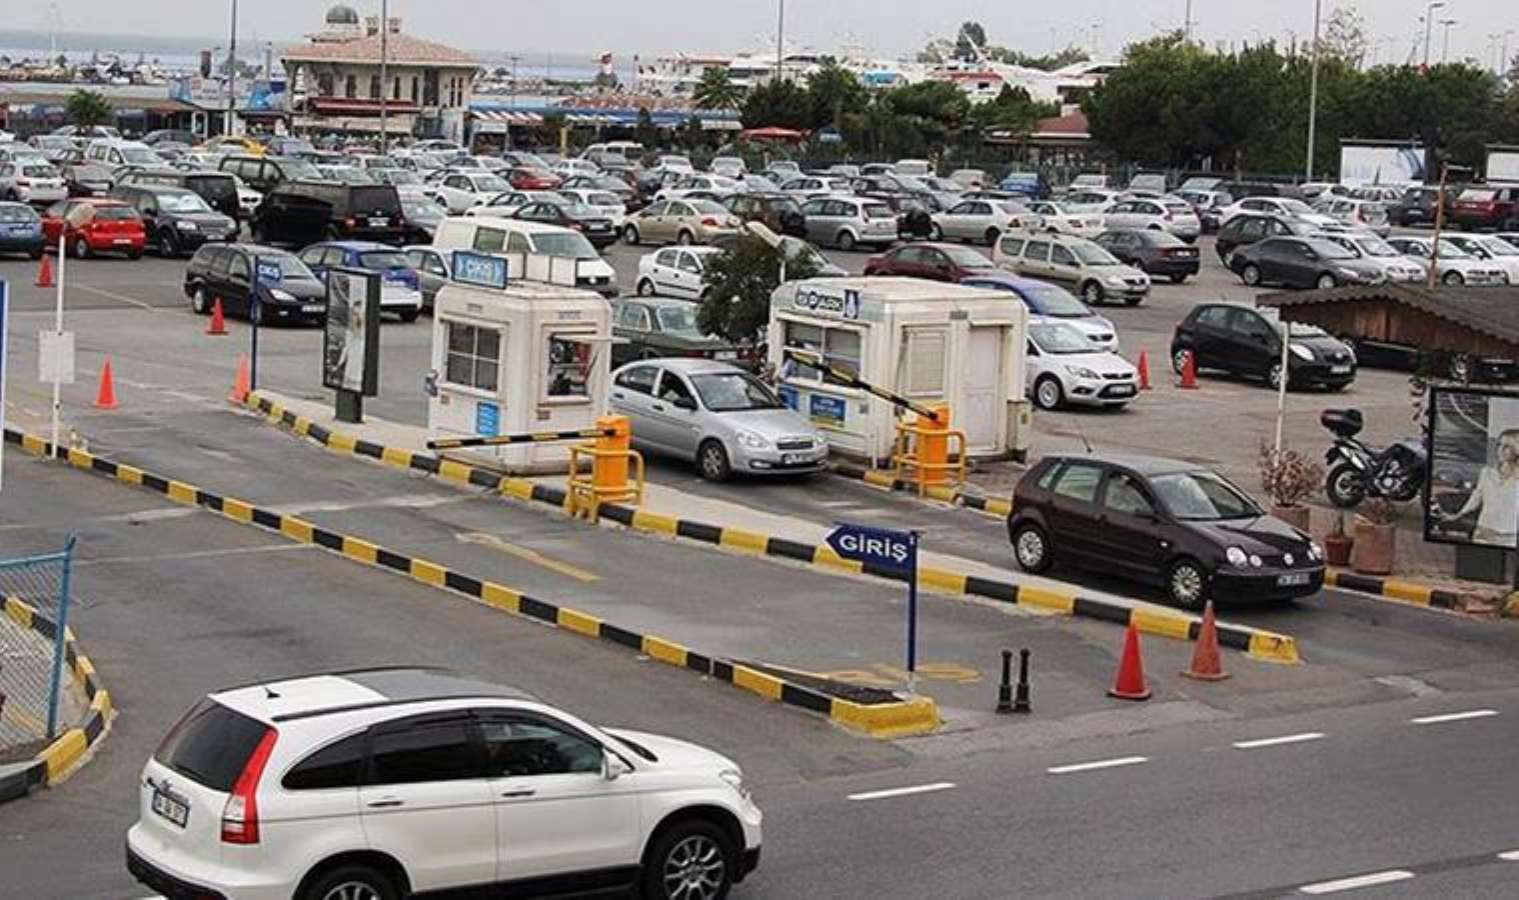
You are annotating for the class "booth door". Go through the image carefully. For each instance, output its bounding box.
[963,327,1003,452]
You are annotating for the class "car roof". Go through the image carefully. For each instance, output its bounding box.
[212,666,535,724]
[1043,453,1204,477]
[634,357,745,375]
[325,240,394,251]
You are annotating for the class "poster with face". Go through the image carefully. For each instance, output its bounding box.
[322,269,380,397]
[1425,387,1519,549]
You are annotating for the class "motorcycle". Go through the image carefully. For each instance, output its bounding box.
[1321,409,1427,509]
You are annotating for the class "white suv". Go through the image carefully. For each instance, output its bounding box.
[127,668,763,900]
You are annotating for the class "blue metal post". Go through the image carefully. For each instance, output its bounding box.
[43,536,76,739]
[906,531,919,678]
[250,256,261,392]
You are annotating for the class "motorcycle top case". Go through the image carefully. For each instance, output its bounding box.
[1321,408,1364,439]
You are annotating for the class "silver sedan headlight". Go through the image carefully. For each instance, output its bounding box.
[736,431,769,450]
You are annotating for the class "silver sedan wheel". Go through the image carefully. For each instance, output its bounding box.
[322,883,381,900]
[663,834,726,900]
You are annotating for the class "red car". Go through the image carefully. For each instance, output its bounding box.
[862,242,1000,282]
[41,198,146,259]
[507,166,562,190]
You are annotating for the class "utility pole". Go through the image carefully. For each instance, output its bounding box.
[1439,19,1457,64]
[1305,0,1322,180]
[775,0,785,83]
[379,0,389,155]
[1184,0,1194,41]
[226,0,238,137]
[1423,1,1446,68]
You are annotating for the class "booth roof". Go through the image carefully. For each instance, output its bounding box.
[778,276,1012,305]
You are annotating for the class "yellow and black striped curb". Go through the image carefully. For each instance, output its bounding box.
[830,461,1014,518]
[0,596,113,805]
[2,428,938,739]
[1325,569,1471,612]
[239,393,1302,665]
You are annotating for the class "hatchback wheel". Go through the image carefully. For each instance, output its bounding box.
[1315,273,1337,290]
[1081,281,1104,305]
[1171,347,1192,375]
[159,229,179,257]
[837,230,857,252]
[72,237,91,259]
[1166,559,1208,611]
[1267,361,1287,391]
[301,865,398,900]
[697,440,731,482]
[191,286,210,315]
[1240,264,1262,286]
[643,820,734,900]
[1033,375,1064,411]
[623,225,641,245]
[1012,522,1053,574]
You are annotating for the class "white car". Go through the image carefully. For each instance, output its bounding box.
[657,154,695,172]
[558,188,628,229]
[0,161,66,204]
[1025,201,1104,238]
[464,190,566,218]
[1100,196,1202,242]
[126,668,762,900]
[710,156,747,178]
[434,171,514,213]
[1219,196,1336,228]
[1311,232,1427,283]
[1385,236,1508,286]
[228,173,262,218]
[777,175,852,198]
[637,246,724,300]
[930,199,1033,245]
[1315,198,1391,236]
[1443,234,1519,284]
[551,158,602,179]
[1024,317,1139,410]
[1060,188,1124,214]
[656,174,742,202]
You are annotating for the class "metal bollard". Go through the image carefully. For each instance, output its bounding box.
[594,415,632,495]
[996,649,1014,714]
[1014,648,1032,714]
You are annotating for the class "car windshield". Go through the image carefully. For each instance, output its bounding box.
[160,193,212,213]
[565,204,602,219]
[745,176,779,192]
[94,207,138,221]
[475,176,511,192]
[1030,321,1094,354]
[1480,238,1519,256]
[1024,284,1090,317]
[942,246,995,268]
[1354,237,1399,257]
[895,175,930,192]
[0,205,38,223]
[383,170,423,185]
[279,158,321,180]
[655,305,699,332]
[402,198,445,218]
[1073,242,1122,265]
[1151,471,1262,521]
[864,202,896,220]
[587,192,621,207]
[1306,239,1357,260]
[534,232,599,259]
[691,372,784,412]
[267,253,316,280]
[358,250,409,269]
[1279,198,1315,214]
[21,165,57,177]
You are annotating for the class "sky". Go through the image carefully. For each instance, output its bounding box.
[14,1,1519,69]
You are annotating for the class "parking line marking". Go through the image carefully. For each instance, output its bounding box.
[1496,850,1519,861]
[457,532,599,583]
[1047,756,1147,775]
[847,782,956,802]
[71,283,158,311]
[1233,732,1325,750]
[1298,870,1414,894]
[1410,709,1498,726]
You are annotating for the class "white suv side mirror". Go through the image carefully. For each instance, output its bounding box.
[604,752,633,781]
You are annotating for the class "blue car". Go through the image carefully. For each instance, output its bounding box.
[960,272,1119,352]
[997,171,1050,200]
[296,241,424,322]
[0,201,45,258]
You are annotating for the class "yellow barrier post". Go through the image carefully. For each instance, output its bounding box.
[595,415,631,496]
[892,403,967,496]
[566,415,644,519]
[918,403,951,487]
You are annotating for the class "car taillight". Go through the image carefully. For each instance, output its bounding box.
[702,217,719,226]
[221,726,277,845]
[345,217,357,229]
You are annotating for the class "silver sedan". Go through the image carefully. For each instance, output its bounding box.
[930,199,1033,245]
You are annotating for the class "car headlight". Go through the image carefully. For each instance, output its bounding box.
[1226,546,1248,567]
[176,220,199,230]
[719,767,749,799]
[268,288,295,302]
[1106,275,1127,286]
[736,431,769,449]
[1065,365,1100,379]
[1249,554,1263,568]
[1290,344,1315,361]
[1307,542,1323,561]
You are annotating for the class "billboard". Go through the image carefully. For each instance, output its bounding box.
[1424,387,1519,550]
[322,269,381,397]
[1486,147,1519,184]
[1338,142,1426,187]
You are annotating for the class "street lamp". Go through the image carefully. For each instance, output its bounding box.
[1440,19,1458,63]
[379,0,389,155]
[1423,1,1446,67]
[775,0,784,83]
[1305,0,1322,180]
[226,0,238,138]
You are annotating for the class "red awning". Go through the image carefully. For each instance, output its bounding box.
[740,126,806,142]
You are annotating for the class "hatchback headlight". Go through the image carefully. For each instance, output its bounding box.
[268,288,296,302]
[1307,542,1323,561]
[1290,344,1315,361]
[736,431,769,450]
[1226,546,1248,567]
[1065,365,1100,379]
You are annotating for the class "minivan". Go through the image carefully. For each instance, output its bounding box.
[432,216,618,297]
[996,232,1151,306]
[83,138,162,168]
[251,180,405,248]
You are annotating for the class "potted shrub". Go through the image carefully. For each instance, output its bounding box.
[1350,499,1398,575]
[1323,511,1354,566]
[1258,440,1322,533]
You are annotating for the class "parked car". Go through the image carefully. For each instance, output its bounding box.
[1451,186,1519,231]
[1385,236,1509,286]
[1442,234,1519,283]
[796,196,897,251]
[1023,201,1103,238]
[126,666,762,900]
[611,296,745,367]
[856,192,935,241]
[1214,213,1315,264]
[622,198,742,246]
[0,201,45,258]
[1007,454,1325,608]
[1309,232,1427,283]
[464,189,565,218]
[399,194,447,243]
[997,170,1050,199]
[1218,195,1334,229]
[1314,197,1391,236]
[995,233,1151,306]
[432,171,514,213]
[777,175,852,199]
[402,244,450,311]
[432,217,619,297]
[218,154,322,194]
[1023,317,1140,411]
[863,242,999,281]
[1092,229,1200,283]
[297,241,424,321]
[182,243,327,324]
[83,138,163,168]
[1174,189,1234,233]
[60,162,117,198]
[710,156,748,177]
[636,246,724,299]
[556,188,628,230]
[1061,188,1125,214]
[722,192,806,238]
[959,272,1118,351]
[1172,302,1357,391]
[511,200,620,249]
[111,184,238,256]
[929,198,1032,245]
[1386,185,1457,227]
[1100,196,1202,242]
[0,160,66,205]
[1227,236,1384,290]
[949,168,989,190]
[250,181,405,247]
[503,166,562,191]
[39,198,145,258]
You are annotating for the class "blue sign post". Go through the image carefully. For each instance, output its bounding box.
[249,257,283,393]
[0,280,7,493]
[825,523,921,684]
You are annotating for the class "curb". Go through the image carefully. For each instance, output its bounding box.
[0,597,113,805]
[239,393,1301,665]
[1325,569,1477,612]
[830,462,1014,517]
[2,428,937,740]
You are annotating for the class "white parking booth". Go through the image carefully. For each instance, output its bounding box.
[768,276,1030,465]
[428,250,615,473]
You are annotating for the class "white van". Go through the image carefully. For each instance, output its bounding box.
[894,159,932,177]
[433,216,618,297]
[84,139,162,167]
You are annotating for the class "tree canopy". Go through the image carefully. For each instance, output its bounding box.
[66,89,112,128]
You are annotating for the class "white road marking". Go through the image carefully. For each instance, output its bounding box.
[71,283,158,311]
[1233,732,1325,750]
[1046,756,1147,775]
[76,544,314,567]
[1497,850,1519,861]
[1298,870,1415,894]
[1410,709,1498,726]
[846,782,956,802]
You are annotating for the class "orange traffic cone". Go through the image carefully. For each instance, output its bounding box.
[35,254,53,288]
[1179,350,1199,390]
[207,298,228,336]
[229,354,251,405]
[1182,601,1230,681]
[94,358,119,410]
[1108,623,1152,701]
[1137,350,1152,391]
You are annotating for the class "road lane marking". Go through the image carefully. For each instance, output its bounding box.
[1498,850,1519,861]
[71,283,159,311]
[847,782,955,802]
[457,532,599,583]
[76,544,314,567]
[1298,870,1415,894]
[1047,756,1147,775]
[1410,709,1498,726]
[1233,732,1325,750]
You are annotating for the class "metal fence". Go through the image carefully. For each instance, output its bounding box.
[0,539,76,756]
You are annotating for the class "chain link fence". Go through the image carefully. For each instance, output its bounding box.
[0,540,76,761]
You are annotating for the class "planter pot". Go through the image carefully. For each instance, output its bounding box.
[1350,520,1396,576]
[1323,532,1354,567]
[1271,504,1312,533]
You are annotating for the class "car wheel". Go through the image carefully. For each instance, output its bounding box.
[1011,522,1053,574]
[1033,375,1064,411]
[1447,353,1473,384]
[1081,281,1104,305]
[837,230,857,252]
[159,229,179,257]
[191,286,210,315]
[697,440,732,482]
[299,864,399,900]
[1166,558,1209,611]
[676,229,695,246]
[1442,270,1464,286]
[1168,273,1187,284]
[1325,463,1366,509]
[623,225,641,245]
[928,223,943,241]
[1315,273,1338,290]
[1267,361,1287,391]
[641,819,735,900]
[1171,347,1192,375]
[984,227,1001,246]
[72,237,90,259]
[1240,263,1263,287]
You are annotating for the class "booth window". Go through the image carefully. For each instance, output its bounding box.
[546,334,595,400]
[782,321,861,382]
[445,323,501,392]
[900,329,947,397]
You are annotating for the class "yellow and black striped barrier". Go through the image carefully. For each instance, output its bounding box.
[428,428,619,451]
[1324,569,1467,611]
[783,348,945,423]
[830,462,1015,518]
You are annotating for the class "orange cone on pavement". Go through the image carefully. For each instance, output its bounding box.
[1108,623,1152,701]
[207,298,228,336]
[1179,350,1199,390]
[1137,350,1152,391]
[1182,601,1230,681]
[94,358,119,410]
[229,354,251,404]
[35,254,54,288]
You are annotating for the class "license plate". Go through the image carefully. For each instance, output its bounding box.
[302,304,324,313]
[1277,573,1311,587]
[1108,385,1136,397]
[151,788,189,827]
[1331,365,1351,375]
[783,453,808,465]
[369,217,388,227]
[714,350,739,360]
[113,238,132,245]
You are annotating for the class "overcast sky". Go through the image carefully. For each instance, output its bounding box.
[19,1,1518,68]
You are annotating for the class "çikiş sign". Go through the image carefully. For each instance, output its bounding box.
[793,286,860,320]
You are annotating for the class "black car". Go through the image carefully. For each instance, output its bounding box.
[250,180,405,248]
[399,194,446,244]
[1093,229,1201,283]
[512,200,619,248]
[1386,185,1459,228]
[1007,454,1326,609]
[60,162,115,198]
[0,202,45,258]
[1214,213,1313,263]
[117,168,242,221]
[182,243,328,325]
[111,184,239,256]
[1228,236,1385,290]
[1171,302,1357,391]
[219,154,323,194]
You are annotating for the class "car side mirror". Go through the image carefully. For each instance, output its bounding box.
[604,752,633,781]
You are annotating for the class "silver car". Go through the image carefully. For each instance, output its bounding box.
[930,198,1032,245]
[609,358,829,481]
[798,195,898,251]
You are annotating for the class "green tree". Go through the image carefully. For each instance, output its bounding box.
[985,45,1092,71]
[698,235,822,343]
[634,107,659,150]
[693,67,743,111]
[65,89,112,129]
[805,61,868,130]
[970,85,1059,139]
[740,79,812,130]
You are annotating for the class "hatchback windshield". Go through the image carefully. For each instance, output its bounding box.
[691,372,784,412]
[942,246,996,269]
[0,204,39,223]
[160,193,212,213]
[864,203,895,220]
[1151,471,1261,521]
[358,250,409,269]
[1030,321,1095,354]
[1023,283,1091,317]
[1073,242,1123,265]
[534,232,599,259]
[656,305,699,332]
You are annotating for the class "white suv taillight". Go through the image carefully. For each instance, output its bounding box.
[221,727,277,844]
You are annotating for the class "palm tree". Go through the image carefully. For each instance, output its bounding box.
[693,67,743,110]
[66,89,113,129]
